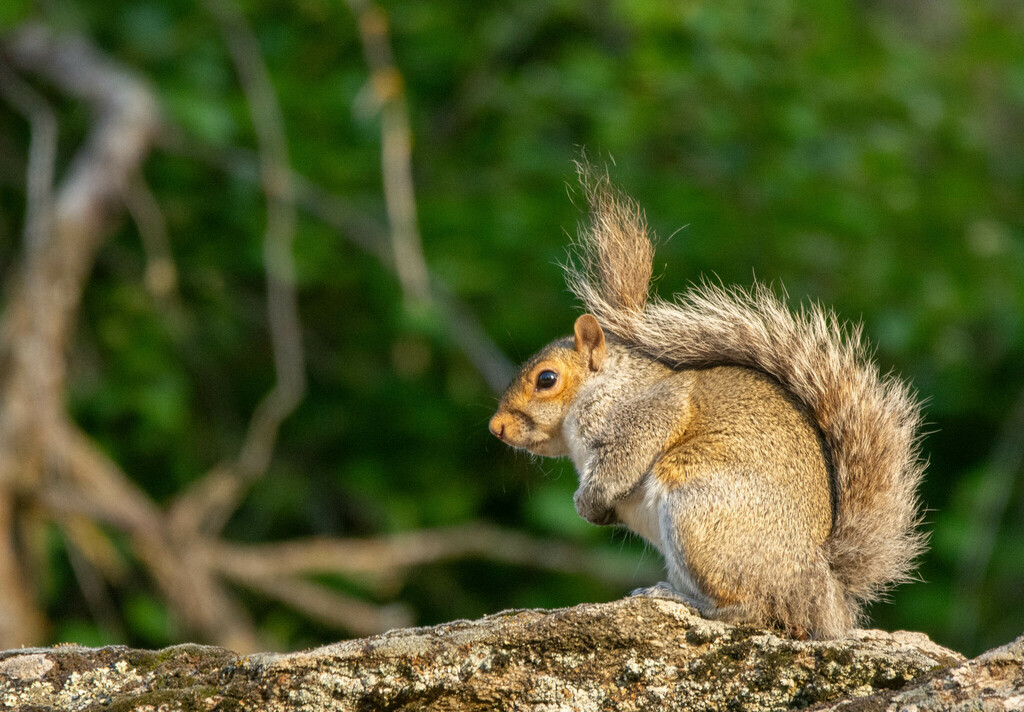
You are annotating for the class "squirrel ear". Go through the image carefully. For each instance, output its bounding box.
[573,314,606,372]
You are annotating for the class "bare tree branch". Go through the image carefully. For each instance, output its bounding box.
[0,23,159,380]
[346,0,431,308]
[433,283,517,393]
[156,129,517,392]
[0,54,62,647]
[168,0,308,539]
[60,522,126,640]
[222,574,415,639]
[122,168,180,304]
[46,422,265,652]
[0,62,56,256]
[0,491,45,646]
[0,23,159,648]
[0,23,559,654]
[207,523,656,591]
[207,0,305,422]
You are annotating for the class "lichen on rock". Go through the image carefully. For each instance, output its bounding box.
[1,598,1003,712]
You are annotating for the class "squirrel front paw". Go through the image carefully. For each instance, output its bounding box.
[574,486,618,526]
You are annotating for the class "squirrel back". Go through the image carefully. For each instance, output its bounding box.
[565,169,927,625]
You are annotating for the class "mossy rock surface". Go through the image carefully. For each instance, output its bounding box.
[3,597,1009,712]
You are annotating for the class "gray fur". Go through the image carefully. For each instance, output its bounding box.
[566,173,927,631]
[564,342,693,525]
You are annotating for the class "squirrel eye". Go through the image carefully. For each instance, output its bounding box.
[536,370,558,390]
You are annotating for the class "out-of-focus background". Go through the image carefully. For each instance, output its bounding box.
[0,0,1021,657]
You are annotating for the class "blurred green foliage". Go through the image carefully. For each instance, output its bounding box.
[1,0,1023,656]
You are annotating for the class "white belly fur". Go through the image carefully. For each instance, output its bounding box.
[615,476,666,553]
[616,477,716,612]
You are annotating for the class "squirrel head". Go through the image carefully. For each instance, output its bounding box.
[489,314,607,456]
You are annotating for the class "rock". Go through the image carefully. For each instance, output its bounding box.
[819,631,1024,711]
[0,597,1003,712]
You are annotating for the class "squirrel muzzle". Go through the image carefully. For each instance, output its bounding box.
[490,315,608,457]
[488,413,511,441]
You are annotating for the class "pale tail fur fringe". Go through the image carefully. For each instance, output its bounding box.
[566,170,927,624]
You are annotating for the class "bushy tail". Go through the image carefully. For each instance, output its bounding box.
[567,172,927,623]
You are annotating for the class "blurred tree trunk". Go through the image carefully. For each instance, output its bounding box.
[0,25,160,648]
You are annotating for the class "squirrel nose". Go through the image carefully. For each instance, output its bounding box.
[488,415,506,440]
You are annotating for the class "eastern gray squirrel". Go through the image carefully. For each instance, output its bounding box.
[489,170,926,638]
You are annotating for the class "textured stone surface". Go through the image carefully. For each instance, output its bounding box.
[0,597,997,711]
[818,632,1024,711]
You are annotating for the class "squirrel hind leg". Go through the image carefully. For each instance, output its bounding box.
[629,569,850,640]
[630,579,788,636]
[703,599,814,639]
[664,580,849,640]
[662,479,856,639]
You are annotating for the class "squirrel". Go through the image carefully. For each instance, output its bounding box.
[488,170,926,638]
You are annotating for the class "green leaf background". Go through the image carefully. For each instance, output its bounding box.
[2,0,1022,656]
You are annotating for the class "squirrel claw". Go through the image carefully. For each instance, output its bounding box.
[630,583,704,616]
[630,582,685,601]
